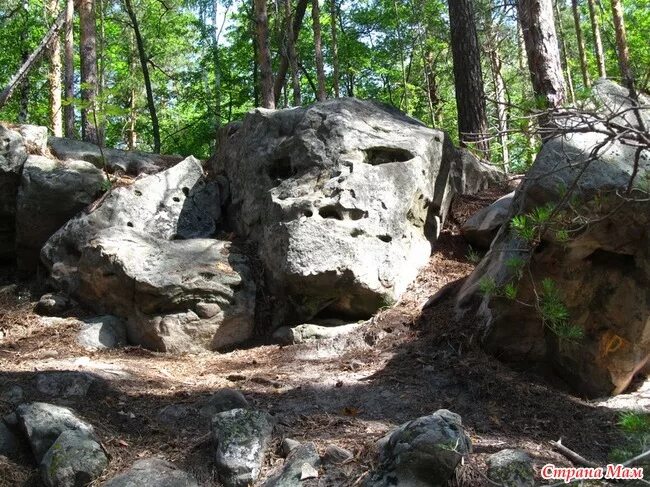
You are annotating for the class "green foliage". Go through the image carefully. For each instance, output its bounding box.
[539,278,583,341]
[503,282,517,300]
[479,276,498,296]
[466,246,482,264]
[511,215,536,242]
[610,412,650,464]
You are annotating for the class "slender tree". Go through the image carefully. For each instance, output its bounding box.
[330,0,340,98]
[312,0,326,101]
[123,0,160,152]
[610,0,633,88]
[254,0,275,108]
[586,0,607,77]
[273,0,308,102]
[79,0,100,144]
[571,0,591,88]
[554,0,576,103]
[448,0,489,154]
[47,0,62,136]
[284,0,301,105]
[63,0,75,138]
[517,0,566,110]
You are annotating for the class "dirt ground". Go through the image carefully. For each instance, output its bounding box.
[0,188,631,486]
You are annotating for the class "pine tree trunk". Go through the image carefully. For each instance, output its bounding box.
[273,0,308,103]
[79,0,100,144]
[571,0,591,88]
[330,0,340,98]
[587,0,607,77]
[518,20,535,165]
[47,0,63,136]
[254,0,275,108]
[448,0,489,154]
[554,0,575,103]
[213,0,223,136]
[517,0,566,110]
[394,0,407,110]
[610,0,633,89]
[284,0,301,105]
[312,0,326,101]
[63,0,75,138]
[124,0,161,153]
[18,6,30,123]
[489,48,510,172]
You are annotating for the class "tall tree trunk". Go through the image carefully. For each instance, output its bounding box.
[18,5,30,123]
[254,0,275,108]
[554,0,575,103]
[586,0,606,77]
[63,0,75,138]
[329,0,340,98]
[273,0,308,102]
[393,0,407,110]
[312,0,326,101]
[0,8,66,110]
[79,0,100,144]
[47,0,63,136]
[127,33,137,150]
[610,0,633,89]
[517,0,566,110]
[448,0,489,154]
[213,0,223,138]
[571,0,591,88]
[284,0,301,105]
[489,47,510,172]
[123,0,160,153]
[518,20,535,165]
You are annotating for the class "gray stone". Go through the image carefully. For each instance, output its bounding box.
[592,78,650,130]
[16,155,106,271]
[486,449,534,487]
[273,323,362,345]
[35,371,100,398]
[211,408,274,487]
[1,385,24,406]
[157,404,195,427]
[48,136,183,175]
[16,125,48,154]
[76,315,127,350]
[103,457,198,487]
[461,191,514,249]
[74,227,255,352]
[15,402,95,462]
[323,444,353,464]
[456,80,650,398]
[35,293,75,317]
[280,438,301,457]
[262,442,320,487]
[214,99,500,327]
[0,422,19,457]
[0,125,27,260]
[367,409,471,487]
[40,429,108,487]
[42,156,221,295]
[199,389,249,418]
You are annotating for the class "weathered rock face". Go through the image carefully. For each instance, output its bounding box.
[457,80,650,397]
[48,136,183,175]
[214,98,497,326]
[75,227,255,352]
[0,125,28,260]
[16,155,106,271]
[461,191,514,249]
[103,458,198,487]
[42,156,221,293]
[486,449,534,487]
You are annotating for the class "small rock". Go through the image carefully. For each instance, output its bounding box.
[1,385,24,405]
[460,191,514,249]
[324,444,353,464]
[103,457,198,487]
[40,429,108,487]
[211,408,273,487]
[273,323,362,345]
[281,438,301,457]
[0,422,19,457]
[158,404,194,427]
[486,449,534,487]
[367,409,471,487]
[15,402,95,462]
[262,442,320,487]
[76,315,127,350]
[199,389,249,418]
[35,371,100,398]
[35,293,74,317]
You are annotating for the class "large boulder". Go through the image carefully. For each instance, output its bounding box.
[48,136,183,175]
[214,99,499,326]
[42,156,221,294]
[456,80,650,397]
[16,155,106,271]
[0,125,28,260]
[75,227,255,351]
[461,191,514,249]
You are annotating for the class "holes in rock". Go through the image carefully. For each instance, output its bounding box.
[586,249,635,270]
[377,235,392,243]
[268,157,296,180]
[350,228,364,237]
[126,222,133,227]
[364,147,415,165]
[304,210,313,217]
[319,206,344,220]
[182,187,190,196]
[348,208,367,220]
[134,190,142,196]
[172,196,181,202]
